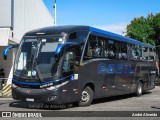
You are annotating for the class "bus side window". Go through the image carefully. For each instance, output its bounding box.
[116,41,121,59]
[153,48,156,61]
[83,35,103,60]
[135,45,142,61]
[142,47,149,61]
[149,48,155,62]
[107,40,116,59]
[116,41,127,60]
[104,38,109,58]
[129,44,140,61]
[121,42,128,60]
[94,37,103,58]
[129,44,135,60]
[88,35,97,57]
[100,37,106,58]
[89,35,100,58]
[138,45,143,61]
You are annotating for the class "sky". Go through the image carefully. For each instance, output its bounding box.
[43,0,160,35]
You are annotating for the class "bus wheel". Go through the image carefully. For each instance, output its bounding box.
[136,81,143,96]
[79,86,93,106]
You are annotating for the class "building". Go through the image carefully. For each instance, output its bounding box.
[0,0,54,86]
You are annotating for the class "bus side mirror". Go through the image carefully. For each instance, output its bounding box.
[3,44,19,60]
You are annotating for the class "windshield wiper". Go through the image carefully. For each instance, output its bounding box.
[31,40,44,82]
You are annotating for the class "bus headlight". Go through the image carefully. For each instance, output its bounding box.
[12,84,18,88]
[46,86,56,90]
[46,81,69,91]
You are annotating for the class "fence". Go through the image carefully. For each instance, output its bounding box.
[0,78,12,98]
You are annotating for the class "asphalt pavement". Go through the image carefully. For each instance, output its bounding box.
[0,86,160,120]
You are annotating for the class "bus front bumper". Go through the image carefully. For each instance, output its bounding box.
[12,86,61,104]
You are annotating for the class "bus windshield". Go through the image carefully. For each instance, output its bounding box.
[14,36,64,80]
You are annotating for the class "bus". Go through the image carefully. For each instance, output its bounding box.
[4,25,156,106]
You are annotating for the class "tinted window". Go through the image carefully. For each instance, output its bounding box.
[106,40,116,59]
[77,31,88,43]
[68,31,88,43]
[69,32,77,40]
[149,48,155,61]
[116,41,128,60]
[121,42,128,60]
[142,47,149,61]
[129,44,141,61]
[83,35,104,60]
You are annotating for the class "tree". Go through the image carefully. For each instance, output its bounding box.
[126,13,160,46]
[152,13,160,45]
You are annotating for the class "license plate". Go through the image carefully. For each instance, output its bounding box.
[26,98,34,102]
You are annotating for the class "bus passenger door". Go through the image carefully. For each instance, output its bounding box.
[61,47,80,102]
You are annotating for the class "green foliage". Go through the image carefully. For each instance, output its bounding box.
[126,13,160,46]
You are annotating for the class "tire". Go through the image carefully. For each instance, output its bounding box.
[136,81,143,96]
[78,86,94,106]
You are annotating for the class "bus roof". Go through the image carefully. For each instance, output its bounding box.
[24,25,89,36]
[24,25,155,48]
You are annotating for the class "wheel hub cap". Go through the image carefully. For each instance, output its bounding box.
[81,91,89,102]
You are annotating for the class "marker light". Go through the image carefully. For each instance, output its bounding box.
[46,81,69,91]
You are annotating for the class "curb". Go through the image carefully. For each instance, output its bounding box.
[0,91,2,97]
[0,98,14,101]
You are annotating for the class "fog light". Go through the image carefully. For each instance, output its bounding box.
[48,96,57,101]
